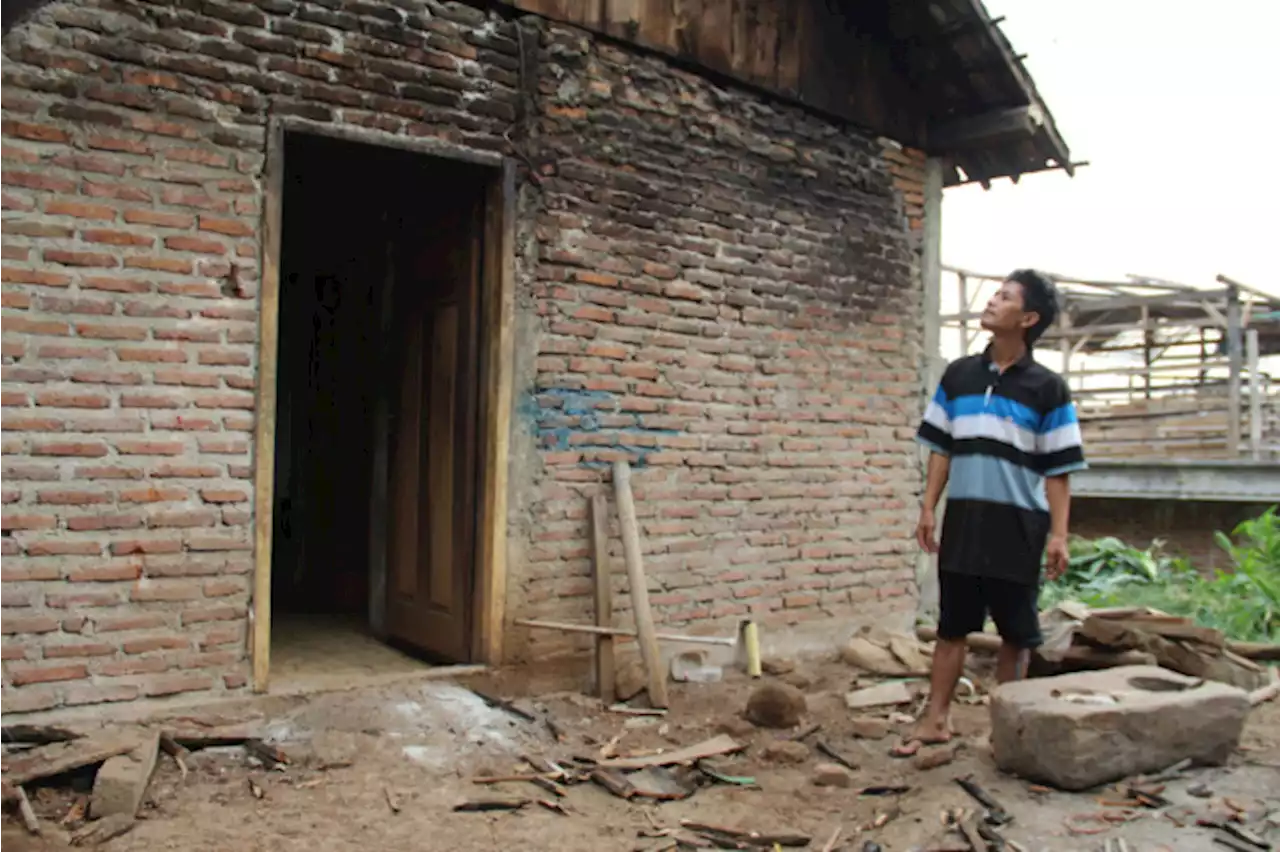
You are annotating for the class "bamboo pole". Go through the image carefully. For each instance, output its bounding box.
[612,461,668,708]
[590,494,615,699]
[513,618,736,647]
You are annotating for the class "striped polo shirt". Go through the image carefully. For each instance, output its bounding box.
[916,348,1087,584]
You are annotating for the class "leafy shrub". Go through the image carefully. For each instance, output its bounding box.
[1039,506,1279,642]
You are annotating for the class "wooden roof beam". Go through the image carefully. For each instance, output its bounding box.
[929,104,1044,151]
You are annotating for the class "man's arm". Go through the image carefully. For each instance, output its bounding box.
[1039,379,1086,580]
[917,452,950,553]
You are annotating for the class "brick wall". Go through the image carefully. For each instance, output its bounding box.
[1,0,925,713]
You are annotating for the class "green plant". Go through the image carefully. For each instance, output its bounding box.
[1040,507,1280,642]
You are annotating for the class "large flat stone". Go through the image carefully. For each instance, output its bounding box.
[989,666,1249,790]
[91,733,159,819]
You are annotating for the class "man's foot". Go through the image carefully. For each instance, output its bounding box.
[889,722,953,757]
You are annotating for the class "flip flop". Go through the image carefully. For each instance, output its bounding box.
[889,734,953,758]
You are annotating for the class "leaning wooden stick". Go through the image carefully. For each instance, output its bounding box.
[513,618,736,646]
[612,460,668,709]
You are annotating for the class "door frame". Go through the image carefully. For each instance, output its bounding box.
[251,117,516,692]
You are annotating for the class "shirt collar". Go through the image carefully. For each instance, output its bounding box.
[981,344,1034,373]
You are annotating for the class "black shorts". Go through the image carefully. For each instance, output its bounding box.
[937,571,1043,649]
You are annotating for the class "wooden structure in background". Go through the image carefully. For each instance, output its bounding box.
[940,266,1280,462]
[498,0,1075,187]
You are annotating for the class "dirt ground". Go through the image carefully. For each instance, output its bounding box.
[5,657,1279,852]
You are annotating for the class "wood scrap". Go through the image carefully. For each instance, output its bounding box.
[680,821,811,848]
[788,723,821,742]
[1249,669,1280,707]
[845,681,913,709]
[70,813,135,846]
[820,826,842,852]
[247,778,264,799]
[598,734,743,770]
[613,460,669,709]
[955,775,1012,826]
[61,795,88,828]
[383,785,401,814]
[955,815,987,852]
[15,786,41,835]
[468,689,539,724]
[815,740,858,771]
[159,734,190,781]
[609,705,667,716]
[245,739,289,767]
[2,735,141,786]
[625,766,697,800]
[2,725,82,745]
[472,771,563,785]
[590,767,635,799]
[537,798,569,816]
[453,797,530,812]
[914,625,1154,668]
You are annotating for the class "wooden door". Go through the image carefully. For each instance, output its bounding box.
[385,203,482,662]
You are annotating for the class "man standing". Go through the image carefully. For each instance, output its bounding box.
[893,269,1087,757]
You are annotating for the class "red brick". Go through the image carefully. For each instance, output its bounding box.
[81,276,153,294]
[119,485,189,503]
[0,614,60,634]
[123,208,195,229]
[124,255,193,274]
[36,488,112,505]
[198,215,253,236]
[94,613,169,632]
[42,249,119,268]
[10,663,88,685]
[164,235,226,254]
[79,228,154,247]
[1,268,73,287]
[123,635,190,654]
[144,673,214,696]
[32,440,109,457]
[63,684,141,706]
[115,347,188,363]
[67,563,143,582]
[200,488,248,503]
[44,200,117,220]
[35,390,110,409]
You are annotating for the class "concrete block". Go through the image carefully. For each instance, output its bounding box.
[990,666,1249,791]
[92,733,159,819]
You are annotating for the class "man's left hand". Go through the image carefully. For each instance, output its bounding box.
[1045,535,1069,581]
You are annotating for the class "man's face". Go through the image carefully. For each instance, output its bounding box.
[980,280,1038,337]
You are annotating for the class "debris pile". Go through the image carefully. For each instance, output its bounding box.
[0,718,297,845]
[917,603,1279,690]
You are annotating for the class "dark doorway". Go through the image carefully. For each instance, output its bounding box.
[271,131,488,682]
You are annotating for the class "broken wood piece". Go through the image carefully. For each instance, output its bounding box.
[61,795,88,827]
[1201,820,1272,851]
[956,815,987,852]
[522,754,566,777]
[1216,836,1267,852]
[453,797,530,812]
[955,774,1012,826]
[1249,670,1280,707]
[591,493,617,700]
[845,681,913,709]
[2,725,83,745]
[530,776,567,798]
[537,798,569,816]
[245,739,289,767]
[383,785,401,814]
[815,741,858,771]
[612,460,668,709]
[247,778,264,799]
[468,689,539,724]
[820,826,842,852]
[858,784,910,796]
[609,705,667,716]
[590,767,635,798]
[697,761,756,786]
[625,766,697,800]
[2,735,142,786]
[472,771,562,784]
[788,723,821,742]
[680,820,811,848]
[598,734,744,770]
[15,785,41,835]
[71,813,135,846]
[158,734,190,781]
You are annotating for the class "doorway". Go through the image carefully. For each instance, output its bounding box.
[263,130,495,690]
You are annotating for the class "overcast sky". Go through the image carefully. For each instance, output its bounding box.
[942,0,1279,298]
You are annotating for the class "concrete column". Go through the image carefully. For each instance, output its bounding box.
[917,157,945,619]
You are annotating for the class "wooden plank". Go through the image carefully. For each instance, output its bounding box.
[474,161,516,666]
[612,460,668,708]
[426,302,458,610]
[1105,619,1225,648]
[251,119,286,693]
[2,737,140,787]
[590,494,616,700]
[598,734,743,769]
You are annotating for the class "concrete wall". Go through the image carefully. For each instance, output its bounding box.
[0,0,927,714]
[1072,498,1272,571]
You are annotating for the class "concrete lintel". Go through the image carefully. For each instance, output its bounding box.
[1072,461,1280,503]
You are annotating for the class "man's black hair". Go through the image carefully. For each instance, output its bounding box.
[1006,268,1059,346]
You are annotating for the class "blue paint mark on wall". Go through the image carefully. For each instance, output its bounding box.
[522,386,679,468]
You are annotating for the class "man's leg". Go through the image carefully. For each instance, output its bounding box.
[989,578,1042,684]
[894,572,981,754]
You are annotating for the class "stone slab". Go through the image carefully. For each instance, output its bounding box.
[990,666,1249,791]
[91,733,160,819]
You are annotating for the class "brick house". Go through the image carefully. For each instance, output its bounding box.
[0,0,1071,715]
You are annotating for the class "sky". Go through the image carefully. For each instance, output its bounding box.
[942,0,1280,298]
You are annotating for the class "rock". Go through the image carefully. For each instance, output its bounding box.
[811,762,852,787]
[990,665,1250,791]
[745,683,806,729]
[761,657,796,675]
[615,658,647,702]
[840,626,930,676]
[849,716,892,740]
[912,743,957,770]
[780,670,813,690]
[761,740,810,764]
[91,734,159,820]
[716,717,757,739]
[845,681,912,710]
[840,636,906,675]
